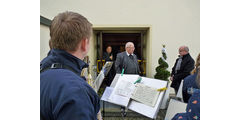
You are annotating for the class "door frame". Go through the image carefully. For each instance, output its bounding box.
[88,25,152,77]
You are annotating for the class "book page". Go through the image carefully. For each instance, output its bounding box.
[100,87,113,101]
[102,62,113,76]
[108,74,139,107]
[128,77,168,119]
[131,83,160,107]
[115,80,135,97]
[110,74,121,87]
[108,80,134,107]
[93,70,105,91]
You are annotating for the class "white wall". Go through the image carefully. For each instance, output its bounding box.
[40,24,50,60]
[40,0,200,78]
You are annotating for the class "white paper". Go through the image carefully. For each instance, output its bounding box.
[93,62,113,92]
[102,62,113,76]
[131,83,160,107]
[118,74,140,84]
[104,74,168,119]
[100,87,113,101]
[110,74,120,87]
[128,77,168,119]
[93,70,105,91]
[115,80,135,97]
[165,99,187,120]
[108,74,139,107]
[108,93,130,107]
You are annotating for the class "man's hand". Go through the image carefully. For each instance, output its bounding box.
[110,55,113,60]
[170,76,174,81]
[97,110,102,120]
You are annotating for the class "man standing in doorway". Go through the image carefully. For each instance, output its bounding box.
[114,42,140,116]
[115,42,140,74]
[103,46,113,61]
[103,45,115,86]
[170,46,195,94]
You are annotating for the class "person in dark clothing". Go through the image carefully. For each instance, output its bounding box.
[103,46,113,61]
[115,42,140,74]
[103,46,115,86]
[170,46,195,94]
[171,67,200,120]
[182,53,200,103]
[172,90,200,120]
[40,11,100,120]
[182,72,198,103]
[114,42,140,114]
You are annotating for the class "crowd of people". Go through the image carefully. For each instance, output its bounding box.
[40,11,200,120]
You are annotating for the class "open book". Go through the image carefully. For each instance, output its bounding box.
[131,83,160,107]
[108,74,139,107]
[108,74,160,107]
[104,74,168,119]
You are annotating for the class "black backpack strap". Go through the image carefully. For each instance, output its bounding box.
[40,63,79,76]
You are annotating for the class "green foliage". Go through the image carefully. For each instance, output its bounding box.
[154,70,170,80]
[163,53,167,60]
[154,46,170,81]
[158,58,169,69]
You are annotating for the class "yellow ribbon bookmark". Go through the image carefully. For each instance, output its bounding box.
[157,87,167,92]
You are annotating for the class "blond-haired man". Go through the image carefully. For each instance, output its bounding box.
[40,11,100,120]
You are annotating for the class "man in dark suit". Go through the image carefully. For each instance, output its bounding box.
[115,42,140,116]
[115,42,140,74]
[170,46,195,94]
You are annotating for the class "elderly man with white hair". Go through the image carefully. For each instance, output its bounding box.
[170,46,195,94]
[115,42,140,74]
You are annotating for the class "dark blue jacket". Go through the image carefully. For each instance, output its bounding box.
[40,49,100,120]
[172,90,200,120]
[182,72,199,103]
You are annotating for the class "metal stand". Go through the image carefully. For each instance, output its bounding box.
[120,107,127,119]
[102,101,105,117]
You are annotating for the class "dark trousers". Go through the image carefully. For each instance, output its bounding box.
[171,81,180,95]
[174,87,178,95]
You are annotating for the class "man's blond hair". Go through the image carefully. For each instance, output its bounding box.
[50,11,92,52]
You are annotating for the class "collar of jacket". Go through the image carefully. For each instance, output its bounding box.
[126,51,133,56]
[41,49,89,75]
[182,53,190,59]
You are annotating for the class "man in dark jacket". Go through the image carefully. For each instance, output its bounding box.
[114,42,140,114]
[40,11,100,120]
[170,46,195,94]
[115,42,140,74]
[103,45,115,86]
[103,46,113,61]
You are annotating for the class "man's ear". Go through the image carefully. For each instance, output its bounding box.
[80,38,88,52]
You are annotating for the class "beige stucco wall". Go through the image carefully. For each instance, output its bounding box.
[40,0,200,79]
[40,24,50,60]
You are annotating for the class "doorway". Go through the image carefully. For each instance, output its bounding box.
[101,33,142,61]
[92,27,150,77]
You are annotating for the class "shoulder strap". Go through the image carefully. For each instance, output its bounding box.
[40,63,79,75]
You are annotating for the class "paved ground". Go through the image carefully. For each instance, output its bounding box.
[98,81,175,120]
[101,108,167,120]
[100,101,167,120]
